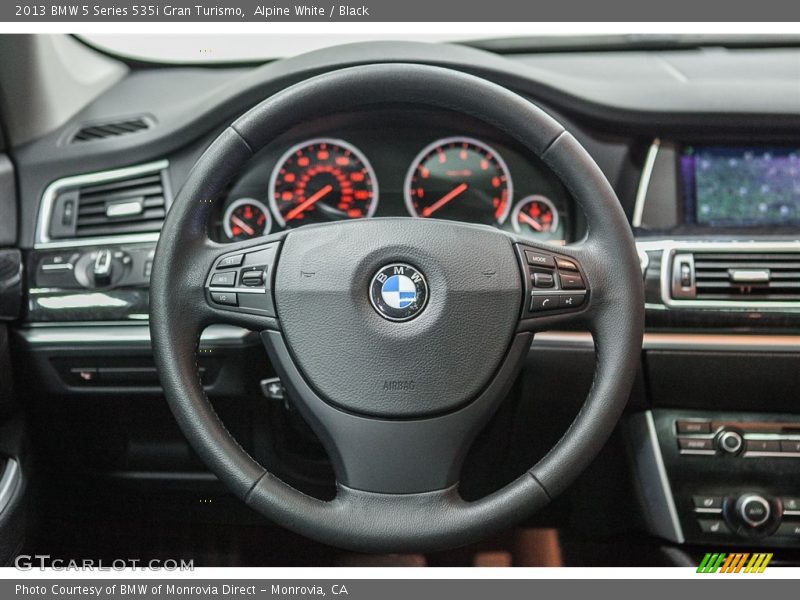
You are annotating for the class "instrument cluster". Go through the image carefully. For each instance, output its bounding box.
[213,109,576,244]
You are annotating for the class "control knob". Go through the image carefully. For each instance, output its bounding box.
[736,494,771,528]
[718,430,743,455]
[93,249,113,286]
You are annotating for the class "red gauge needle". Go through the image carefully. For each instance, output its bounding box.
[285,184,334,221]
[518,211,544,232]
[422,182,468,217]
[230,215,255,236]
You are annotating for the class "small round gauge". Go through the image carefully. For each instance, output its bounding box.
[512,195,559,235]
[269,138,378,228]
[223,198,271,241]
[404,137,513,226]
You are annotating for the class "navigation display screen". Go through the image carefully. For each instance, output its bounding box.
[682,146,800,227]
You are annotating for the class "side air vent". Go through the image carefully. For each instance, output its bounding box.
[41,161,171,244]
[70,117,152,143]
[670,251,800,304]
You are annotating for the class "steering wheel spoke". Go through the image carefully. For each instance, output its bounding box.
[514,241,594,333]
[201,237,284,332]
[262,329,533,495]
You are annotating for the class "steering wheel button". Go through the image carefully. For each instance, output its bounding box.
[524,250,555,268]
[532,272,555,288]
[210,271,236,287]
[210,291,238,306]
[217,254,244,268]
[530,294,559,311]
[555,257,578,271]
[241,268,265,287]
[559,272,585,290]
[559,293,585,308]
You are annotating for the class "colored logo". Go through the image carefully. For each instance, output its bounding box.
[369,264,428,321]
[697,552,772,573]
[381,274,417,309]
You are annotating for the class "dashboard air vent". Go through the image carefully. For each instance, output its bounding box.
[45,162,171,241]
[671,251,800,302]
[71,117,151,143]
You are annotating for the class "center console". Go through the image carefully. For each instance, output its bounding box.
[629,138,800,551]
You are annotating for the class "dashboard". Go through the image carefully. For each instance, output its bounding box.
[210,108,577,244]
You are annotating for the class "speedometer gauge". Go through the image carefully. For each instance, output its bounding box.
[269,138,378,228]
[404,137,512,226]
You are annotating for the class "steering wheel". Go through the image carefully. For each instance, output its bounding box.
[149,63,643,553]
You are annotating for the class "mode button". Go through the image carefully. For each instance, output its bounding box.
[524,250,555,268]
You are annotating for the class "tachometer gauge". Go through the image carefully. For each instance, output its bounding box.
[512,194,559,235]
[223,198,271,241]
[404,137,512,226]
[269,138,378,228]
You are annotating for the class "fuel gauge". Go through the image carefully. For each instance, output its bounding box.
[512,194,559,235]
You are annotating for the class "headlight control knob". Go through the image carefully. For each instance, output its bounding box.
[93,249,113,286]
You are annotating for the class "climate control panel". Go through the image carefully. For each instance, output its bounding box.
[691,493,799,540]
[636,409,800,548]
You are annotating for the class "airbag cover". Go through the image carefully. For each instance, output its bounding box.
[274,218,522,418]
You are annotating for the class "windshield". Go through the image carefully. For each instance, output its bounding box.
[79,31,800,64]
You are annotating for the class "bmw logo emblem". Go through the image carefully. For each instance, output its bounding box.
[369,263,428,321]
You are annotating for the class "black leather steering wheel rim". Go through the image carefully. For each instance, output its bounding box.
[150,63,644,553]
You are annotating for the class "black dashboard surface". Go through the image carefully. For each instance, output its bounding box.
[12,41,800,249]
